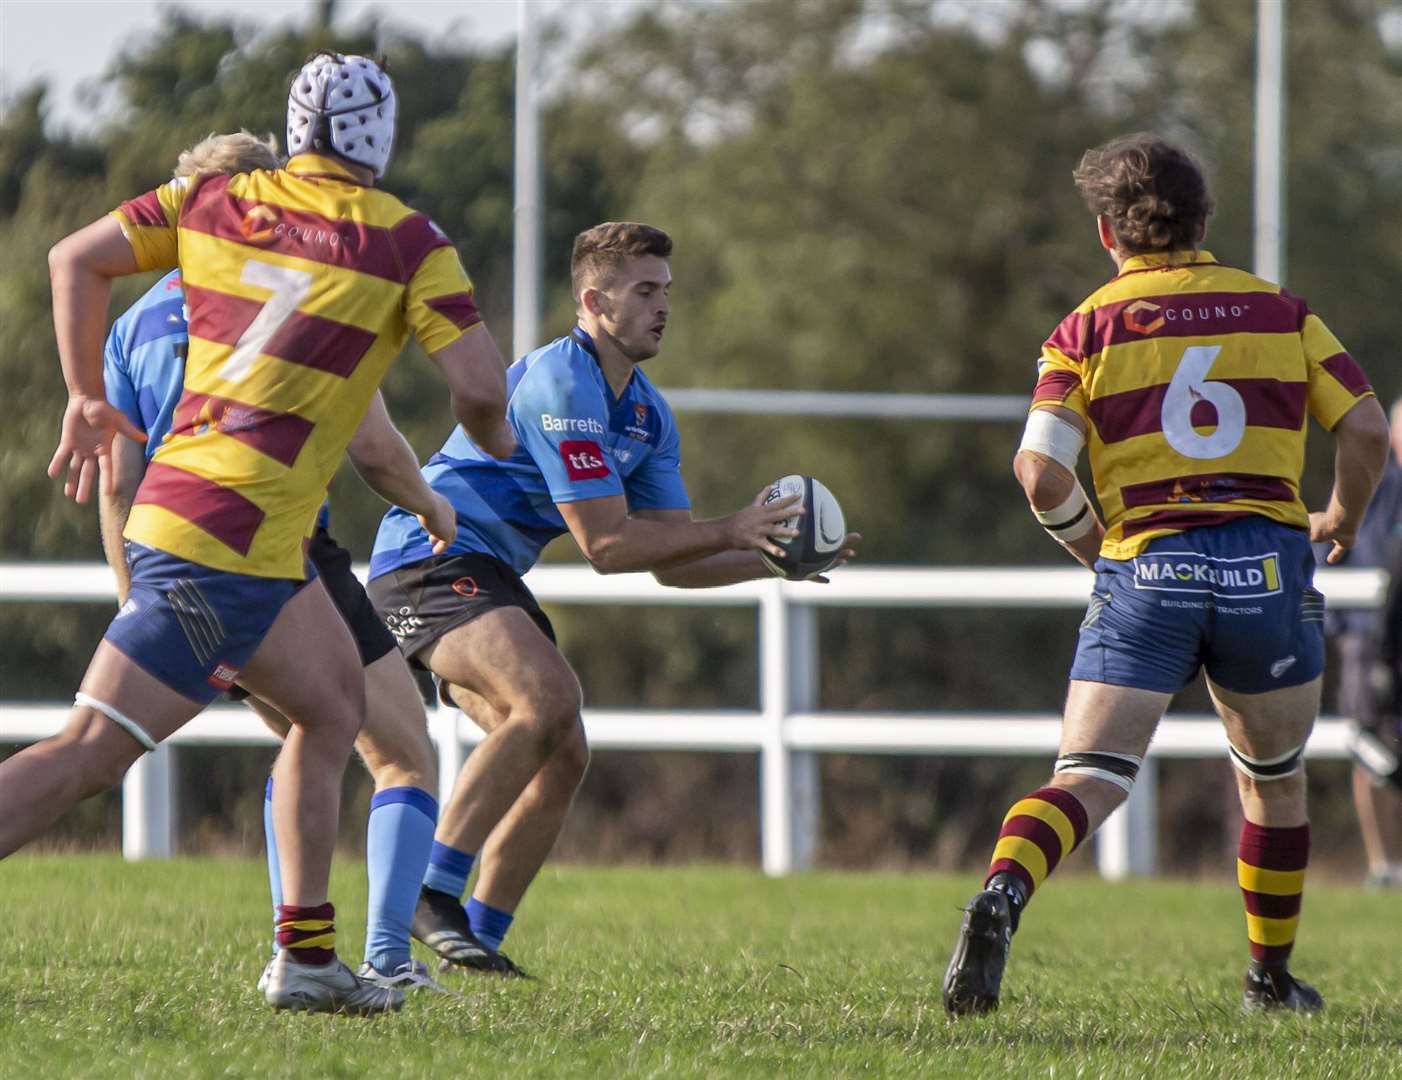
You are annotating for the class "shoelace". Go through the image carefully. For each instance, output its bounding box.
[377,963,459,996]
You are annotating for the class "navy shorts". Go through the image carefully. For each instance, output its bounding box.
[104,543,315,705]
[1069,518,1324,695]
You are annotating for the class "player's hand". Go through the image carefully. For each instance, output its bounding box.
[47,395,147,504]
[803,532,862,584]
[726,485,801,557]
[418,492,458,555]
[1309,509,1357,565]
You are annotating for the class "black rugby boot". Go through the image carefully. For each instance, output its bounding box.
[942,888,1014,1016]
[1242,962,1324,1013]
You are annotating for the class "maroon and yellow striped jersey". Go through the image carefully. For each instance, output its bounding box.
[108,153,483,579]
[1030,250,1373,560]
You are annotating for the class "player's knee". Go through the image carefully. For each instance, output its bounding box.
[57,715,143,795]
[551,723,590,789]
[518,673,583,749]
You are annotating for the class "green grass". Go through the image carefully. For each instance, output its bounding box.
[2,857,1400,1078]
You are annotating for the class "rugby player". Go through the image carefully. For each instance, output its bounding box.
[942,134,1390,1016]
[100,131,459,994]
[8,52,515,1014]
[368,222,860,972]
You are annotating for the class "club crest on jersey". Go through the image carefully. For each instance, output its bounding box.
[560,439,609,481]
[1131,551,1282,598]
[1123,300,1165,335]
[624,403,653,443]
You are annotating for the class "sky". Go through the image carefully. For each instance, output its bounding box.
[0,0,636,131]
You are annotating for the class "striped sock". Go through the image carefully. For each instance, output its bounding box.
[466,896,514,952]
[423,841,475,899]
[276,902,336,967]
[985,786,1090,901]
[1238,821,1309,968]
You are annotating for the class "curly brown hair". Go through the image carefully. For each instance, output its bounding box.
[571,222,673,303]
[1073,134,1215,254]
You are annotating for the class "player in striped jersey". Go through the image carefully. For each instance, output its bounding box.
[4,53,515,1014]
[101,132,469,994]
[943,134,1391,1016]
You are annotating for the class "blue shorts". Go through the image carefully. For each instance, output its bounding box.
[1069,518,1324,695]
[104,544,315,705]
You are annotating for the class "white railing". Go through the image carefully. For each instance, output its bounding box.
[0,561,1382,876]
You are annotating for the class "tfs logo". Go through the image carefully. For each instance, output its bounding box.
[560,439,609,481]
[1122,300,1165,335]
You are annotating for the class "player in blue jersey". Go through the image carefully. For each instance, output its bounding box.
[369,222,860,972]
[98,133,469,993]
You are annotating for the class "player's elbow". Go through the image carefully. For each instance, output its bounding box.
[1337,399,1391,470]
[577,534,628,575]
[48,235,80,280]
[1014,451,1074,510]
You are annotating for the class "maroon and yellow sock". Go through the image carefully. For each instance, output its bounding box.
[275,902,336,967]
[1238,821,1308,968]
[985,786,1090,901]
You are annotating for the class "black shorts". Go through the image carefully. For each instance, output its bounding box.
[225,526,397,702]
[366,552,557,670]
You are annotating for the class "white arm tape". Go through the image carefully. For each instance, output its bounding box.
[1033,483,1096,543]
[1019,409,1085,472]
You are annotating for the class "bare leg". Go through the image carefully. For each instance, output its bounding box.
[447,683,589,912]
[355,650,437,794]
[240,580,364,908]
[0,641,203,856]
[424,608,582,855]
[1207,676,1318,828]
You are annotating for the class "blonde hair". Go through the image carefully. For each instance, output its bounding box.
[173,131,281,179]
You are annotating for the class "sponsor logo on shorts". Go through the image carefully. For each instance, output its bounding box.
[560,439,609,481]
[1271,655,1297,678]
[541,413,605,435]
[1131,551,1283,598]
[207,661,240,690]
[452,576,478,598]
[382,605,424,644]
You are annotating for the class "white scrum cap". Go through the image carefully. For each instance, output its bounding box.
[287,52,397,178]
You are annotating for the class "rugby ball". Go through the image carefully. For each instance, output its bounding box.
[759,475,847,580]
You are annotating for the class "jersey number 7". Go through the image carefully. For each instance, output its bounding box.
[218,259,314,383]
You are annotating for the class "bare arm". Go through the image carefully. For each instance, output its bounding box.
[556,488,800,576]
[347,391,455,552]
[427,328,516,461]
[97,434,148,604]
[47,216,147,502]
[634,508,861,588]
[1311,396,1391,564]
[1014,405,1103,571]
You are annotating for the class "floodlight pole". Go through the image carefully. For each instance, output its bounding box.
[513,0,544,361]
[1253,0,1287,284]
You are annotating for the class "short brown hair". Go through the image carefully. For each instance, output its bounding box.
[1073,133,1215,254]
[174,131,281,179]
[571,222,672,302]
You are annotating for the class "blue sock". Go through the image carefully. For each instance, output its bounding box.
[466,896,514,952]
[423,841,475,899]
[364,786,439,974]
[263,777,283,956]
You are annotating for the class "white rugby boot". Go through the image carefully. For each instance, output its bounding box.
[263,951,405,1014]
[357,959,457,996]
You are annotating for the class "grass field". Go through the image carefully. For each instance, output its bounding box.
[3,857,1400,1079]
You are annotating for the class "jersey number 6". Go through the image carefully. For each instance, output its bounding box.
[218,260,314,383]
[1160,344,1246,460]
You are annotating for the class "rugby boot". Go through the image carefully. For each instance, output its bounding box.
[263,951,405,1014]
[1242,963,1324,1013]
[412,885,516,973]
[357,959,457,996]
[942,888,1013,1016]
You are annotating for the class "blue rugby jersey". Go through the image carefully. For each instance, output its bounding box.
[103,270,332,530]
[369,327,691,578]
[104,269,188,461]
